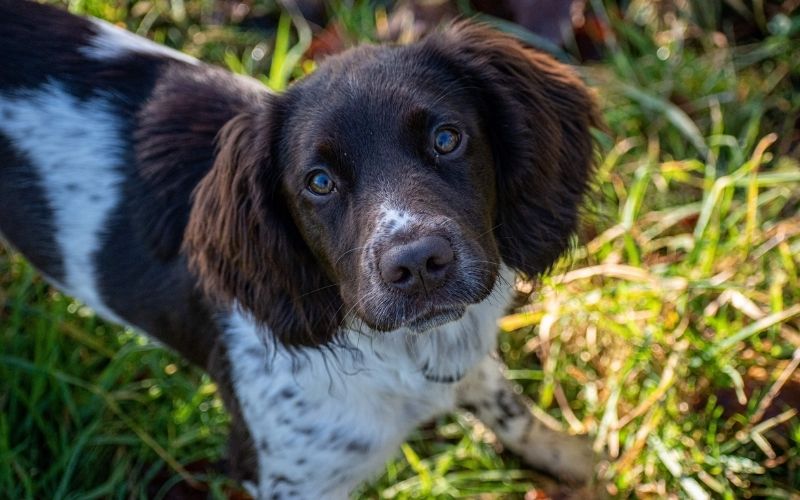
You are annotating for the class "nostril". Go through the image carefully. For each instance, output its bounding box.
[425,242,454,276]
[380,236,454,292]
[426,256,448,274]
[394,267,412,284]
[382,263,411,285]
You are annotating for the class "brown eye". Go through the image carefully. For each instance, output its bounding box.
[433,127,461,155]
[307,170,335,195]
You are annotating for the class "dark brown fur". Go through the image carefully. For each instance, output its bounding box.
[184,107,344,347]
[430,23,599,277]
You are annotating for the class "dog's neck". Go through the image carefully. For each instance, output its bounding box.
[354,264,516,383]
[223,265,516,386]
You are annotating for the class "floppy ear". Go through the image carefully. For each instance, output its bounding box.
[427,22,599,276]
[183,101,343,347]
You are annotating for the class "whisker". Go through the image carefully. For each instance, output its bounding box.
[334,244,370,267]
[298,282,340,299]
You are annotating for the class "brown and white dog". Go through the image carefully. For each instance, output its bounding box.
[0,1,598,497]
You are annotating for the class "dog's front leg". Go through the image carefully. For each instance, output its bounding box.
[456,354,595,483]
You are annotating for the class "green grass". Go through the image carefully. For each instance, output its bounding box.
[2,1,799,498]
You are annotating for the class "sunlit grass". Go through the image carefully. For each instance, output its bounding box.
[2,1,799,498]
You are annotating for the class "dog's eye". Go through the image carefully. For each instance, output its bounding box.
[433,127,461,155]
[307,170,336,195]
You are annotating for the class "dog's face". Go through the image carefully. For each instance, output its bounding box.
[185,22,597,346]
[279,53,500,332]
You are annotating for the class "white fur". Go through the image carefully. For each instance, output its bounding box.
[224,265,515,498]
[377,204,415,235]
[81,18,198,65]
[0,83,127,325]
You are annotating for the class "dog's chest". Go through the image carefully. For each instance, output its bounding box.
[223,311,458,494]
[221,275,514,493]
[223,310,470,433]
[223,270,514,423]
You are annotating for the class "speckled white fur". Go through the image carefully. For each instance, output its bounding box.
[377,205,414,235]
[80,18,198,65]
[225,265,516,498]
[0,83,127,325]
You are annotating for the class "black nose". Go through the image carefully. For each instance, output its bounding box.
[379,236,454,294]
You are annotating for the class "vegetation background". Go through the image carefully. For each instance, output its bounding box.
[1,0,798,498]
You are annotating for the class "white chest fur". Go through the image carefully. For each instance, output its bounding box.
[223,266,515,498]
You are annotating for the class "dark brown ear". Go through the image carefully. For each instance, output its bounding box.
[426,22,599,276]
[183,102,343,347]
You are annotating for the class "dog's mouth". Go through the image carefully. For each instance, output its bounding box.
[354,302,469,333]
[351,253,498,334]
[403,305,467,333]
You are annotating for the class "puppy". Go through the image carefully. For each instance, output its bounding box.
[0,1,598,497]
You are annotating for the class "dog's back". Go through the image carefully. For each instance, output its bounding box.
[0,0,267,366]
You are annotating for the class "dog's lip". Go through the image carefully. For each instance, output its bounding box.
[404,305,466,333]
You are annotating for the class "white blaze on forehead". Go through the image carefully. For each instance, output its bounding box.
[377,204,414,235]
[80,18,198,65]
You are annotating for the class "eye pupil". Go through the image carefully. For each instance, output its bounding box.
[434,128,460,154]
[308,171,335,195]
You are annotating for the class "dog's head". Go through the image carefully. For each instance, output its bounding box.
[184,22,597,347]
